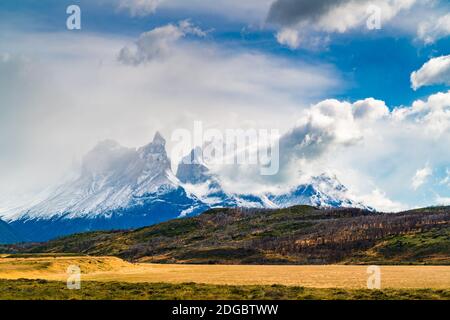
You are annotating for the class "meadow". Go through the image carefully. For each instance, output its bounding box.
[0,255,449,300]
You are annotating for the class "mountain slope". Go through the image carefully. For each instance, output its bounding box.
[13,206,449,265]
[6,134,207,241]
[0,219,22,244]
[13,133,192,219]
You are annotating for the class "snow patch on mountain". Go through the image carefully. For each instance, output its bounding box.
[2,133,198,222]
[1,133,370,242]
[176,147,369,211]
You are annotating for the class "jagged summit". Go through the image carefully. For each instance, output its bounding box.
[177,147,210,184]
[181,146,204,164]
[152,131,166,146]
[139,131,167,158]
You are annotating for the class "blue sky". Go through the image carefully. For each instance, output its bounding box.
[1,0,448,106]
[0,0,449,211]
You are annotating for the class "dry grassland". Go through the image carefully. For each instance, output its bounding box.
[0,256,449,289]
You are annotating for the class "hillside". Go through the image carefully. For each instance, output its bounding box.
[7,205,450,265]
[0,219,22,244]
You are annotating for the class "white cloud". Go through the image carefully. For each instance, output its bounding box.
[356,189,407,212]
[392,90,450,135]
[435,195,450,206]
[290,99,362,149]
[275,28,330,51]
[118,20,206,64]
[411,55,450,90]
[280,97,390,164]
[353,98,389,120]
[317,0,416,33]
[0,29,341,203]
[274,99,363,182]
[117,0,161,16]
[268,0,417,48]
[266,91,450,209]
[411,164,432,190]
[440,168,450,187]
[417,12,450,44]
[276,28,301,49]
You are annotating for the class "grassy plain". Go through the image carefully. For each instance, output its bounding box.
[0,255,449,289]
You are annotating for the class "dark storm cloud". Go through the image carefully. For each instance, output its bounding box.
[267,0,350,26]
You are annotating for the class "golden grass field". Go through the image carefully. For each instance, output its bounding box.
[0,255,449,289]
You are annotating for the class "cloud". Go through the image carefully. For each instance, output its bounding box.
[268,0,349,27]
[280,97,389,164]
[280,99,361,162]
[411,55,450,90]
[281,92,446,168]
[266,91,450,209]
[276,28,301,49]
[2,13,450,213]
[213,99,367,192]
[356,189,407,212]
[275,28,330,50]
[268,0,417,48]
[116,0,162,16]
[268,0,416,31]
[392,90,450,135]
[440,168,450,187]
[118,20,206,64]
[353,98,389,120]
[435,195,450,205]
[411,164,432,190]
[417,12,450,44]
[0,29,341,205]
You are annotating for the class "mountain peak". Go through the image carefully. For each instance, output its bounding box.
[182,146,204,165]
[177,147,211,184]
[139,131,167,158]
[152,131,166,146]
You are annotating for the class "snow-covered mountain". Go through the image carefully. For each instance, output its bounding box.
[15,133,195,219]
[5,133,207,241]
[176,147,275,209]
[268,174,368,209]
[0,218,21,244]
[1,133,369,242]
[176,147,368,211]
